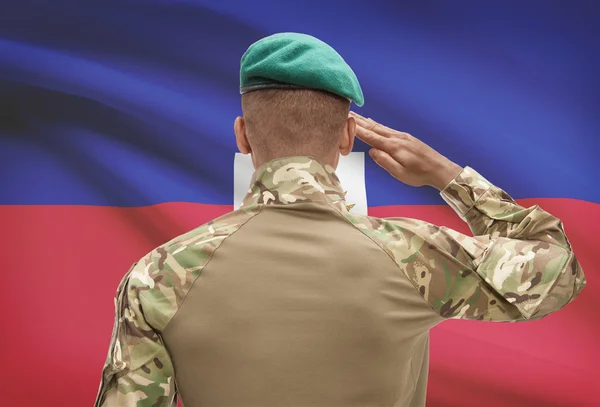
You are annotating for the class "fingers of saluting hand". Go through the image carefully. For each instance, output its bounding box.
[350,111,388,134]
[349,111,376,128]
[354,124,395,151]
[349,111,402,137]
[350,111,414,143]
[349,112,396,151]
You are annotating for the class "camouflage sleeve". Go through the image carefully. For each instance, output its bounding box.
[427,166,586,321]
[94,263,177,407]
[361,167,586,322]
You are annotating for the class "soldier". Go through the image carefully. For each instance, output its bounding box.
[95,33,586,407]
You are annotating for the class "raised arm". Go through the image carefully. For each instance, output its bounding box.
[350,112,586,321]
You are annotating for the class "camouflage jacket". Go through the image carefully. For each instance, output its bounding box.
[94,156,586,407]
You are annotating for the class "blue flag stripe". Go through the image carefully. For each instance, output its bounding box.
[1,1,599,206]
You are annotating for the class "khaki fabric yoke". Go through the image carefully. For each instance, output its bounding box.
[164,203,441,407]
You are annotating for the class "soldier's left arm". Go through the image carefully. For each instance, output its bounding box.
[375,214,585,322]
[349,112,585,321]
[364,168,586,322]
[94,263,177,407]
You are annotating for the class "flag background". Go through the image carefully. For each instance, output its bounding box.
[1,1,599,406]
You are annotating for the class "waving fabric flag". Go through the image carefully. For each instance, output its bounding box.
[1,1,598,406]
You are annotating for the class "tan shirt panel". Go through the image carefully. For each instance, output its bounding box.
[163,203,442,407]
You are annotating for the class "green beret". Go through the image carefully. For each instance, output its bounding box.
[240,33,364,107]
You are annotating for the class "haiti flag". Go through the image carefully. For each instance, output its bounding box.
[1,1,598,406]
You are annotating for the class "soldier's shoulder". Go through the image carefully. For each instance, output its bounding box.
[163,206,261,254]
[124,206,263,328]
[129,206,261,291]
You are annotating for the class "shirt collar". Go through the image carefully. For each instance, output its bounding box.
[241,156,349,212]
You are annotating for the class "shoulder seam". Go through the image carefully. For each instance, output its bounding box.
[327,204,444,319]
[327,204,405,273]
[143,205,265,333]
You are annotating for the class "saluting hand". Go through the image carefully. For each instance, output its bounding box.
[350,112,463,191]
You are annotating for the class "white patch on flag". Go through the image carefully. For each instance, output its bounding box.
[233,153,368,215]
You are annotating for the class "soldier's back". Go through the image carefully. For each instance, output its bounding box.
[161,197,437,407]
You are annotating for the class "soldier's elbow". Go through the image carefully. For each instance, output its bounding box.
[528,253,586,320]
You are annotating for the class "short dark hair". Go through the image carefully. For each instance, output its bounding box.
[241,89,350,160]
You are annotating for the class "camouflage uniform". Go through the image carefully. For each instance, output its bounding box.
[95,156,585,407]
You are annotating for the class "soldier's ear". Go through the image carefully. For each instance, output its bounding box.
[339,116,356,156]
[234,117,251,155]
